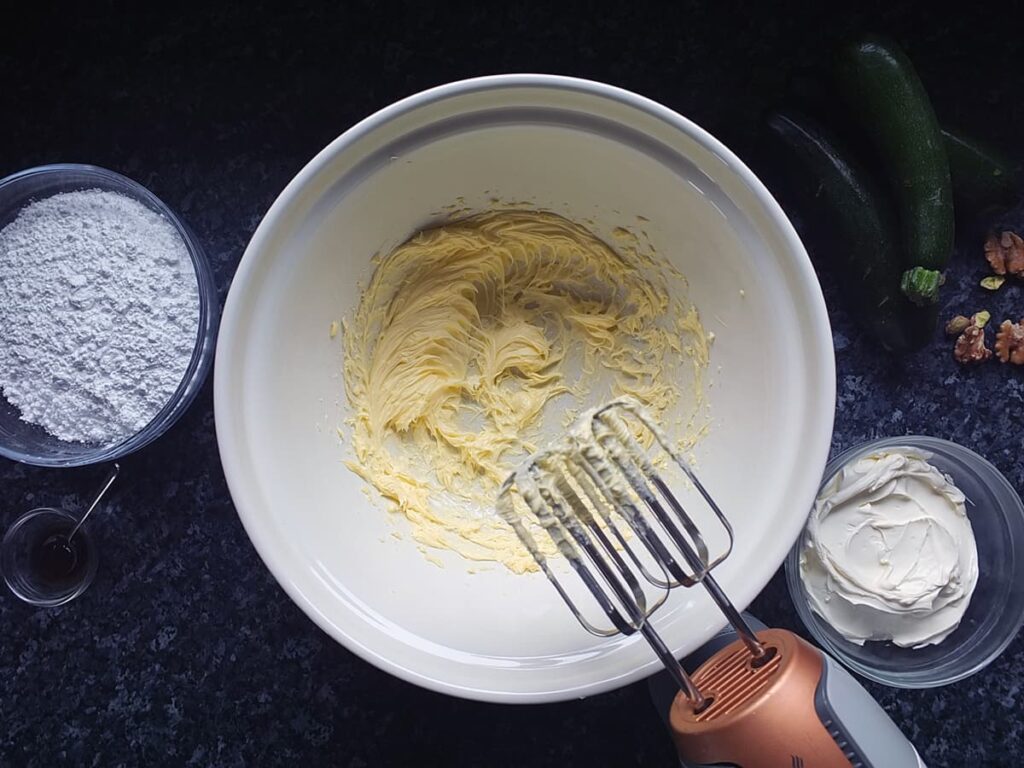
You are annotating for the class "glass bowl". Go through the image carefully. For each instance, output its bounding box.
[785,435,1024,688]
[1,507,98,607]
[0,164,218,466]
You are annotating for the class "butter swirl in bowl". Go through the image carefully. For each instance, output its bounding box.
[341,209,710,573]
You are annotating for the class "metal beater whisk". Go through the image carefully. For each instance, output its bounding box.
[497,397,767,710]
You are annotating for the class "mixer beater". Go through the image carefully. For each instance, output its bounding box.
[498,398,923,767]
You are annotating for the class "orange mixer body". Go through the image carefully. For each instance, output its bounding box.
[670,628,854,768]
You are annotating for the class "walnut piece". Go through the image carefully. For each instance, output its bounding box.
[984,231,1024,276]
[995,319,1024,365]
[954,325,992,364]
[945,315,971,336]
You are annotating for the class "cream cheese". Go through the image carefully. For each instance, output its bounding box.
[800,448,979,648]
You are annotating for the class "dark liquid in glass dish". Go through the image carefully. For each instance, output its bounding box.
[30,530,87,585]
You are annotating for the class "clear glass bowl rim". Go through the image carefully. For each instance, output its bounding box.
[1,506,98,607]
[785,434,1024,688]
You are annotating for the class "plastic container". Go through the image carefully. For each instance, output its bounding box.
[0,164,218,466]
[786,435,1024,688]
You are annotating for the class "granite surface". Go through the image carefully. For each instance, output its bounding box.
[2,3,1023,766]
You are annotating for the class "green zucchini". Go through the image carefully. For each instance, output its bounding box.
[763,111,921,352]
[943,127,1019,214]
[836,36,954,303]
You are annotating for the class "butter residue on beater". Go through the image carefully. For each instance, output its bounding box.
[341,209,711,573]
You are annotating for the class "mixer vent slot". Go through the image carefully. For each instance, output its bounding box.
[690,644,782,722]
[821,718,863,767]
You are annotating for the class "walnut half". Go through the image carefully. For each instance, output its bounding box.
[984,231,1024,276]
[954,324,992,364]
[995,319,1024,365]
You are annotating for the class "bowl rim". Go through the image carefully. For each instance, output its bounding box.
[214,73,837,702]
[0,163,218,467]
[785,434,1024,688]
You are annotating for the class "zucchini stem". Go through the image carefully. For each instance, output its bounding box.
[900,266,943,306]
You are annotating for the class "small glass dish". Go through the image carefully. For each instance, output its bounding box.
[1,507,98,607]
[0,164,218,466]
[785,435,1024,688]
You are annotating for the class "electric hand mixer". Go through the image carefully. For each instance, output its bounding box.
[497,398,924,768]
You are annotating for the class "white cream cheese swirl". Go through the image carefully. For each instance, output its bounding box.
[800,448,979,648]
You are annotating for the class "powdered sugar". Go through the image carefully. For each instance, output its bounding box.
[0,189,200,444]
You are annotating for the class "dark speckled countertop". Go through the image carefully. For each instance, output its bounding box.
[2,3,1023,766]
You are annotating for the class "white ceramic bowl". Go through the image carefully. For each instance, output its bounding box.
[214,75,836,702]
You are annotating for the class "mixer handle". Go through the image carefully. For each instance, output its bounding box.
[670,628,926,768]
